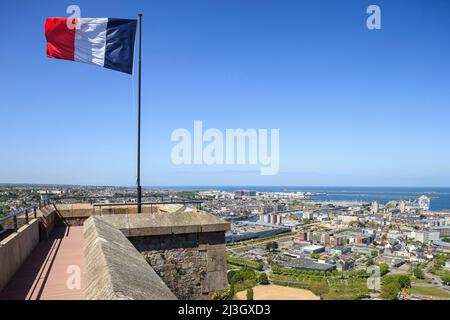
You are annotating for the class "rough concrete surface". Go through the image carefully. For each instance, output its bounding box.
[83,216,177,300]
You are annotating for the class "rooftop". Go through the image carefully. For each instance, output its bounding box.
[0,202,230,300]
[281,257,336,271]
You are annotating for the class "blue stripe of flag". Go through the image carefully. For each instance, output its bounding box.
[104,19,137,75]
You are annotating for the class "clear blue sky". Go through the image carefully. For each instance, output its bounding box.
[1,0,450,187]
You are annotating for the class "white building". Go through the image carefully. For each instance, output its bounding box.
[338,215,358,224]
[371,202,379,214]
[302,245,325,254]
[303,212,315,220]
[418,196,430,211]
[415,230,440,243]
[399,201,406,213]
[258,213,282,225]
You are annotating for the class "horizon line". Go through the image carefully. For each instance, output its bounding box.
[1,182,450,189]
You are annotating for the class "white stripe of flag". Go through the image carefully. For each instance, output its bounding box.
[74,18,108,67]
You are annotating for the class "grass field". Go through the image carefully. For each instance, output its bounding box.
[235,285,320,300]
[410,286,450,299]
[411,277,432,284]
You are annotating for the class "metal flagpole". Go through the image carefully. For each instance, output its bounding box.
[137,14,142,213]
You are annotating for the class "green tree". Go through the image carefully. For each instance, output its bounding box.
[398,275,411,288]
[412,267,425,280]
[441,272,450,285]
[257,273,269,285]
[370,250,378,257]
[381,274,411,300]
[211,289,233,300]
[227,256,263,270]
[310,253,321,259]
[381,282,401,300]
[379,263,389,276]
[227,270,237,284]
[265,241,279,252]
[228,285,235,299]
[432,253,450,272]
[229,268,257,286]
[246,288,254,300]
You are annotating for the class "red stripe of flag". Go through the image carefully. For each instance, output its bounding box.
[44,18,76,61]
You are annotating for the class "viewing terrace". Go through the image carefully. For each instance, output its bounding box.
[0,202,230,300]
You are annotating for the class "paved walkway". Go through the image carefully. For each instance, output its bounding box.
[0,226,84,300]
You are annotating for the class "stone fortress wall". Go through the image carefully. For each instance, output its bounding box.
[34,203,230,299]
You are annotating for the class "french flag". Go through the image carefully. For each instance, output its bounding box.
[45,18,137,74]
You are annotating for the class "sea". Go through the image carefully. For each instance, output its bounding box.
[152,186,450,211]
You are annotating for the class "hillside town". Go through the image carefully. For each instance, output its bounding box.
[217,190,450,300]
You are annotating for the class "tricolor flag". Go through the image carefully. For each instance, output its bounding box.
[45,18,137,74]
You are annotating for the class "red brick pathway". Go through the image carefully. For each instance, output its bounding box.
[0,226,83,300]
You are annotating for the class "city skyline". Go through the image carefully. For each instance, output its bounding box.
[2,0,450,186]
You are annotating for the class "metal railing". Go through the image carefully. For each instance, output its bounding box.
[0,198,204,238]
[38,199,51,208]
[93,200,203,212]
[0,205,38,241]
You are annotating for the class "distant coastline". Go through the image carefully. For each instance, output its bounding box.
[149,186,450,211]
[1,184,449,211]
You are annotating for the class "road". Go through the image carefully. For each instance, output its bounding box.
[227,233,297,254]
